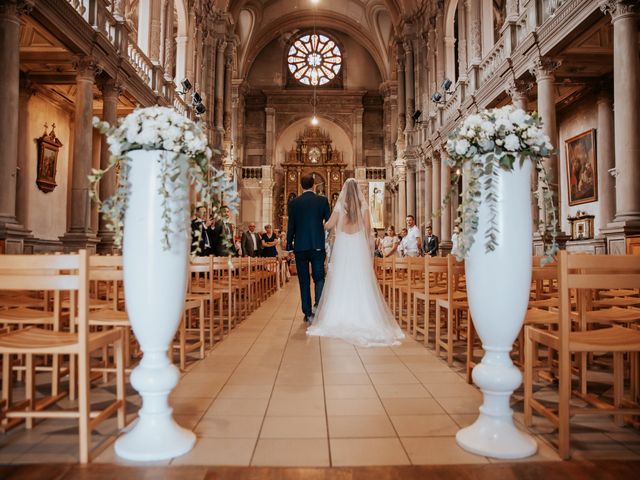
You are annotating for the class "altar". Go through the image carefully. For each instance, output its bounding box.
[281,126,348,227]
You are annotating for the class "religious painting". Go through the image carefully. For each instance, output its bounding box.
[565,129,597,206]
[369,181,385,229]
[36,123,63,193]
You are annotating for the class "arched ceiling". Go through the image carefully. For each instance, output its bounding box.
[213,0,426,83]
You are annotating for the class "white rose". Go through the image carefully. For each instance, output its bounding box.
[504,133,520,151]
[496,118,514,132]
[455,139,470,156]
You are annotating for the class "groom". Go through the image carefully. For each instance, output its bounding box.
[286,174,331,323]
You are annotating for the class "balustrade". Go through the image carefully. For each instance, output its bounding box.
[365,167,387,181]
[242,167,263,180]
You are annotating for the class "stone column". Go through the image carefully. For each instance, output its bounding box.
[416,164,424,227]
[148,0,162,63]
[506,78,532,111]
[597,86,615,230]
[354,107,364,166]
[97,80,121,253]
[457,3,468,78]
[215,39,226,142]
[431,157,441,238]
[61,57,101,253]
[223,42,234,142]
[396,163,407,222]
[15,76,35,230]
[440,154,452,252]
[407,165,416,217]
[530,56,561,227]
[265,107,276,165]
[163,0,175,81]
[0,0,32,252]
[466,0,482,91]
[425,162,433,229]
[601,0,640,227]
[404,40,415,131]
[396,49,406,142]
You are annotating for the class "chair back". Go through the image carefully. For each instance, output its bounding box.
[89,255,124,309]
[0,251,89,344]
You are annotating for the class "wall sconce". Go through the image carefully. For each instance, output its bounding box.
[177,78,192,95]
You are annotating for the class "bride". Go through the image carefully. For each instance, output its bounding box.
[307,178,405,347]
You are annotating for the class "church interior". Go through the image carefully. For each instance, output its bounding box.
[0,0,640,478]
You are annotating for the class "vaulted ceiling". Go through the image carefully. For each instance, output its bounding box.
[216,0,427,81]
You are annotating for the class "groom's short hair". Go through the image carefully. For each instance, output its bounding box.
[301,175,314,190]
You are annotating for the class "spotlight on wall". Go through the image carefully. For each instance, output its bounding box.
[431,92,443,103]
[310,115,319,126]
[411,110,422,126]
[192,92,202,105]
[194,102,206,115]
[177,78,192,95]
[441,78,452,91]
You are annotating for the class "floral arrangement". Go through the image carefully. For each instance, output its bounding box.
[90,106,237,250]
[443,105,558,264]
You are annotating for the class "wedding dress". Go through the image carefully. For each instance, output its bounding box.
[307,179,404,347]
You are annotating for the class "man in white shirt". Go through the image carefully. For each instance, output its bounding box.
[399,215,422,257]
[241,223,262,257]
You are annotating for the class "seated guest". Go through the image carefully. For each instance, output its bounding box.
[261,225,279,257]
[423,226,439,257]
[242,222,262,257]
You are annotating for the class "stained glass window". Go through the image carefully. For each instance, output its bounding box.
[287,33,342,86]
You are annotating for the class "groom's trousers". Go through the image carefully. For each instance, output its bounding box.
[294,249,326,317]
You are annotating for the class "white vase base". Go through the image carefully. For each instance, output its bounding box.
[115,413,196,461]
[456,414,537,459]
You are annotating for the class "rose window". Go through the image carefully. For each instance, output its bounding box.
[287,33,342,86]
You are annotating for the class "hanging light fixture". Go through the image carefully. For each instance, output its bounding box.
[310,0,319,126]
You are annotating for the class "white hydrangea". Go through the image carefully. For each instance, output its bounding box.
[464,114,482,128]
[455,139,471,156]
[504,133,520,151]
[508,108,528,126]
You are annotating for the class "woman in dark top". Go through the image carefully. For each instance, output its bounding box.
[261,224,278,257]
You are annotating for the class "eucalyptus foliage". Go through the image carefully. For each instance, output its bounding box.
[442,105,559,265]
[89,106,238,251]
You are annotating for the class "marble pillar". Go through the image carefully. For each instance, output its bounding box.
[404,40,415,131]
[597,87,615,230]
[397,164,407,223]
[530,56,561,228]
[425,162,433,230]
[431,158,441,238]
[0,0,32,253]
[265,107,275,165]
[16,76,35,230]
[60,57,101,253]
[215,39,226,142]
[97,80,121,253]
[407,166,416,217]
[223,43,234,142]
[440,155,452,248]
[396,50,406,144]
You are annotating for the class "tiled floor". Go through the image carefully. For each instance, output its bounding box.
[2,282,640,468]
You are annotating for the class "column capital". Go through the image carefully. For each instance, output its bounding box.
[506,78,534,102]
[73,56,102,80]
[99,78,124,101]
[19,74,36,100]
[0,0,34,17]
[217,38,227,53]
[600,0,637,20]
[529,56,561,81]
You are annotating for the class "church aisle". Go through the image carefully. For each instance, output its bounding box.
[95,282,637,467]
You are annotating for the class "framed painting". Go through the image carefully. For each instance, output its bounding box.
[36,123,63,193]
[565,129,597,206]
[368,181,385,229]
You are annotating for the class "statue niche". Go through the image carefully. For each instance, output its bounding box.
[280,126,348,229]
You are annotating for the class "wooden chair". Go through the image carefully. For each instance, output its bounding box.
[397,257,424,334]
[0,251,126,463]
[524,251,640,459]
[435,255,468,365]
[188,257,222,347]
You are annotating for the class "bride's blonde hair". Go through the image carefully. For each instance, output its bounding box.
[343,179,362,225]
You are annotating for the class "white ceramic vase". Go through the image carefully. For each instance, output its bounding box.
[455,154,538,459]
[114,149,196,461]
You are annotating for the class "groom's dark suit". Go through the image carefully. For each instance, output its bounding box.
[286,191,331,319]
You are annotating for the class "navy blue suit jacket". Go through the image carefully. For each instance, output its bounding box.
[286,191,331,253]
